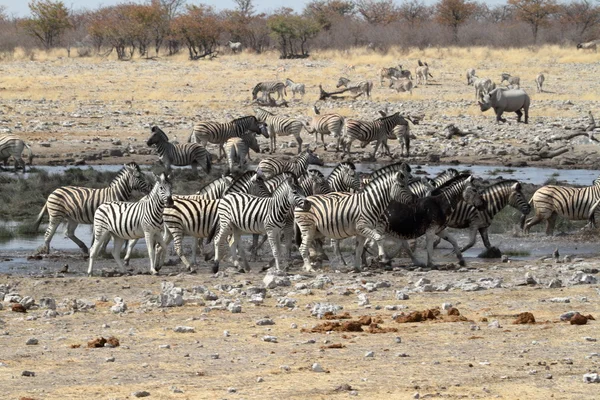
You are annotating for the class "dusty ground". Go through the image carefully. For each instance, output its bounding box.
[1,47,600,399]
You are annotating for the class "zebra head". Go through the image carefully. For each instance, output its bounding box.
[285,177,307,210]
[124,162,151,194]
[509,182,531,215]
[461,177,486,211]
[147,126,169,147]
[336,77,350,88]
[305,148,324,166]
[340,162,360,192]
[242,132,261,153]
[154,172,174,208]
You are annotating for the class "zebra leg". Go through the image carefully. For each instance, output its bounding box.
[295,134,303,154]
[546,213,558,236]
[425,228,437,268]
[65,220,89,254]
[212,223,231,273]
[266,228,283,271]
[232,230,251,272]
[40,216,63,254]
[153,232,169,273]
[436,229,465,266]
[523,213,544,234]
[354,236,367,272]
[88,231,111,276]
[144,231,159,275]
[157,226,174,269]
[478,227,492,250]
[399,239,426,267]
[299,226,316,272]
[333,239,347,266]
[124,239,139,266]
[459,227,479,253]
[356,225,388,262]
[111,237,126,271]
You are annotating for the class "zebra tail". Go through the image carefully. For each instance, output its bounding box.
[206,152,212,174]
[206,216,219,244]
[294,222,302,247]
[24,143,34,165]
[33,203,47,231]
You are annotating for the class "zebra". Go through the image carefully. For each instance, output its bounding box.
[380,66,403,87]
[577,40,600,52]
[0,135,33,172]
[336,77,373,98]
[147,126,211,174]
[294,171,411,272]
[256,149,323,179]
[523,178,600,235]
[299,170,331,197]
[87,173,174,276]
[378,109,414,156]
[227,40,242,53]
[360,161,413,188]
[189,115,268,160]
[195,175,235,198]
[441,180,531,252]
[304,105,345,150]
[285,78,305,98]
[536,73,545,93]
[208,177,306,273]
[34,162,150,255]
[391,77,413,94]
[341,112,410,158]
[500,73,520,89]
[224,132,260,174]
[327,161,360,193]
[416,60,432,85]
[252,81,286,102]
[254,107,305,154]
[473,77,496,101]
[466,68,476,85]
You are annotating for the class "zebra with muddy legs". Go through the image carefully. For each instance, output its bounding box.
[209,177,307,273]
[256,148,323,179]
[305,105,345,150]
[0,135,34,172]
[224,132,260,174]
[147,126,211,174]
[252,81,286,102]
[189,115,268,160]
[341,112,410,158]
[88,173,174,276]
[523,177,600,235]
[34,163,150,255]
[437,180,531,252]
[255,107,305,154]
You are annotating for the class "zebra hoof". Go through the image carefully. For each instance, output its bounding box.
[212,263,219,274]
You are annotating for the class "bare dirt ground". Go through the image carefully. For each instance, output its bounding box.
[0,47,600,399]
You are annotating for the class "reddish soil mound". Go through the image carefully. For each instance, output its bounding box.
[513,312,536,324]
[397,308,469,323]
[305,315,396,333]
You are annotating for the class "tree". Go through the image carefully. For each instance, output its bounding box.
[508,0,559,43]
[21,0,71,49]
[171,5,222,59]
[234,0,254,18]
[303,0,355,30]
[558,0,600,41]
[268,8,320,58]
[398,0,429,27]
[356,0,400,25]
[435,0,477,43]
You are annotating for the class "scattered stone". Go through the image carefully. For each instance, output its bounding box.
[513,312,536,324]
[227,303,242,313]
[560,311,577,321]
[106,357,115,362]
[584,337,597,342]
[43,310,58,318]
[357,293,369,306]
[583,373,600,383]
[19,296,35,310]
[263,336,278,343]
[312,363,325,372]
[159,282,184,307]
[11,304,26,313]
[311,303,342,319]
[171,386,183,393]
[223,330,230,337]
[547,279,563,288]
[395,337,402,343]
[257,377,264,383]
[256,318,275,326]
[488,320,502,329]
[442,303,453,310]
[335,383,353,392]
[210,354,219,359]
[132,390,151,397]
[227,387,237,393]
[549,297,570,303]
[310,274,333,289]
[159,344,171,349]
[396,291,409,300]
[571,271,597,285]
[263,270,291,289]
[277,297,297,308]
[365,351,374,358]
[174,326,195,333]
[110,297,127,314]
[21,371,35,377]
[26,338,38,345]
[39,297,56,310]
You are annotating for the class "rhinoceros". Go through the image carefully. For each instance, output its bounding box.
[479,88,530,124]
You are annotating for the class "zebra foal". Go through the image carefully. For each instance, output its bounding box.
[34,163,150,255]
[148,126,211,174]
[88,173,174,276]
[0,135,33,172]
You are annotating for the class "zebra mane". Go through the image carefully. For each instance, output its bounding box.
[196,176,232,196]
[430,174,472,196]
[256,107,274,116]
[338,161,356,170]
[231,115,257,124]
[109,163,141,187]
[370,162,411,181]
[376,112,400,121]
[362,169,404,190]
[482,179,520,194]
[224,171,256,196]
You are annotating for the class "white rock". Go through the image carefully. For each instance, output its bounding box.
[312,363,325,372]
[583,373,600,383]
[174,326,195,333]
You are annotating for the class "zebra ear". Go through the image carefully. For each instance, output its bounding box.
[512,182,521,191]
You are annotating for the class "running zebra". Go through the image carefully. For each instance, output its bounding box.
[208,177,306,273]
[294,171,410,272]
[285,78,305,98]
[443,180,531,252]
[341,112,410,158]
[0,135,33,172]
[34,163,150,255]
[189,115,268,160]
[87,173,174,276]
[256,149,323,179]
[523,178,600,235]
[254,107,305,154]
[224,132,260,174]
[252,81,286,102]
[147,126,211,174]
[304,105,345,150]
[336,77,373,98]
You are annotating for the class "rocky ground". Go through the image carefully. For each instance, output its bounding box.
[1,51,600,399]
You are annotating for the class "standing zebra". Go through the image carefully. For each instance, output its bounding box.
[341,112,410,158]
[252,81,286,102]
[294,171,411,272]
[255,107,305,154]
[500,73,520,89]
[327,161,361,193]
[189,115,268,160]
[88,173,174,276]
[304,105,345,150]
[285,78,306,98]
[224,132,260,174]
[147,126,211,174]
[256,149,323,179]
[0,135,33,172]
[336,77,373,98]
[536,73,545,93]
[441,180,531,252]
[208,177,307,273]
[523,178,600,235]
[34,163,150,255]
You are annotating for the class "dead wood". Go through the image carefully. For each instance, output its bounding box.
[445,124,476,139]
[318,84,363,101]
[518,145,570,160]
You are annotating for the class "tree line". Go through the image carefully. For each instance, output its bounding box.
[0,0,599,59]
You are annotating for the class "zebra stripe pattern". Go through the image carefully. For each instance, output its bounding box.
[210,177,306,272]
[189,115,267,160]
[252,81,286,101]
[285,78,305,98]
[336,77,373,98]
[256,149,323,179]
[327,161,360,193]
[87,173,174,276]
[524,178,600,235]
[147,126,211,174]
[342,112,410,158]
[299,170,331,196]
[294,171,409,271]
[0,135,33,172]
[34,162,150,255]
[445,180,530,252]
[305,106,345,150]
[255,107,305,154]
[224,132,260,174]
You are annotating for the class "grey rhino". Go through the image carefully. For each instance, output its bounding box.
[479,88,530,124]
